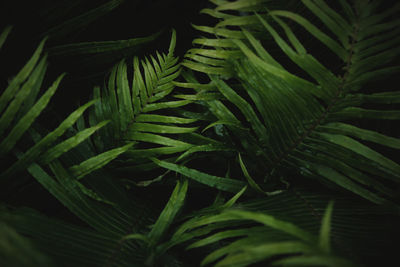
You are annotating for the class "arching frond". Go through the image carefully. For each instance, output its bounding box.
[159,184,398,267]
[182,0,300,77]
[180,0,400,204]
[82,30,208,178]
[1,163,188,267]
[2,2,399,267]
[0,29,108,182]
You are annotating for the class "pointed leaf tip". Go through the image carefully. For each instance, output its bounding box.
[168,29,177,56]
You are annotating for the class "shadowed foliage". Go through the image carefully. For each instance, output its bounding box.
[1,1,399,266]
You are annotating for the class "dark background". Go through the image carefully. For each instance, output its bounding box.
[0,0,211,116]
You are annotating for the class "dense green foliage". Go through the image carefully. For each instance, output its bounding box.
[1,0,399,266]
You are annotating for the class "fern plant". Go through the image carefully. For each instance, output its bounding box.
[175,0,400,204]
[0,27,107,183]
[1,1,399,267]
[85,30,194,168]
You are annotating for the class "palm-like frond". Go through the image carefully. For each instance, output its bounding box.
[160,189,364,267]
[1,162,188,267]
[2,1,400,267]
[182,0,300,77]
[0,26,159,266]
[184,205,351,267]
[158,184,398,266]
[179,0,400,203]
[0,28,107,182]
[81,29,207,178]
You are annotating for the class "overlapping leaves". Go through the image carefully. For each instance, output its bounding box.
[182,0,300,77]
[0,26,155,266]
[157,187,381,267]
[181,0,400,204]
[1,1,400,267]
[0,173,188,267]
[0,27,109,181]
[83,29,208,177]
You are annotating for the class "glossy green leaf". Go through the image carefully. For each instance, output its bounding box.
[174,92,222,101]
[127,132,192,147]
[148,179,188,247]
[0,73,65,156]
[216,15,260,27]
[223,210,316,243]
[238,153,265,194]
[152,158,246,193]
[212,77,268,142]
[116,60,134,131]
[1,99,95,178]
[135,114,197,124]
[0,56,48,137]
[318,132,400,179]
[187,48,241,60]
[269,10,347,61]
[200,7,233,19]
[182,60,231,76]
[187,226,265,249]
[0,38,47,114]
[303,162,386,204]
[220,186,247,210]
[318,123,400,149]
[40,120,110,164]
[184,53,227,68]
[172,80,216,91]
[331,107,400,120]
[128,123,198,134]
[176,143,231,162]
[302,0,350,47]
[70,143,133,179]
[142,100,191,112]
[192,38,236,48]
[191,24,245,39]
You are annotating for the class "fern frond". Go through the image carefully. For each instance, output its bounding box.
[182,0,300,77]
[0,32,107,181]
[1,162,189,266]
[161,184,398,266]
[165,190,363,267]
[0,205,149,267]
[83,30,207,178]
[184,0,400,203]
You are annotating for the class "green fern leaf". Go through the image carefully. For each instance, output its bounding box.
[186,0,400,203]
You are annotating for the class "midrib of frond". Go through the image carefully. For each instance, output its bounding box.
[268,17,360,176]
